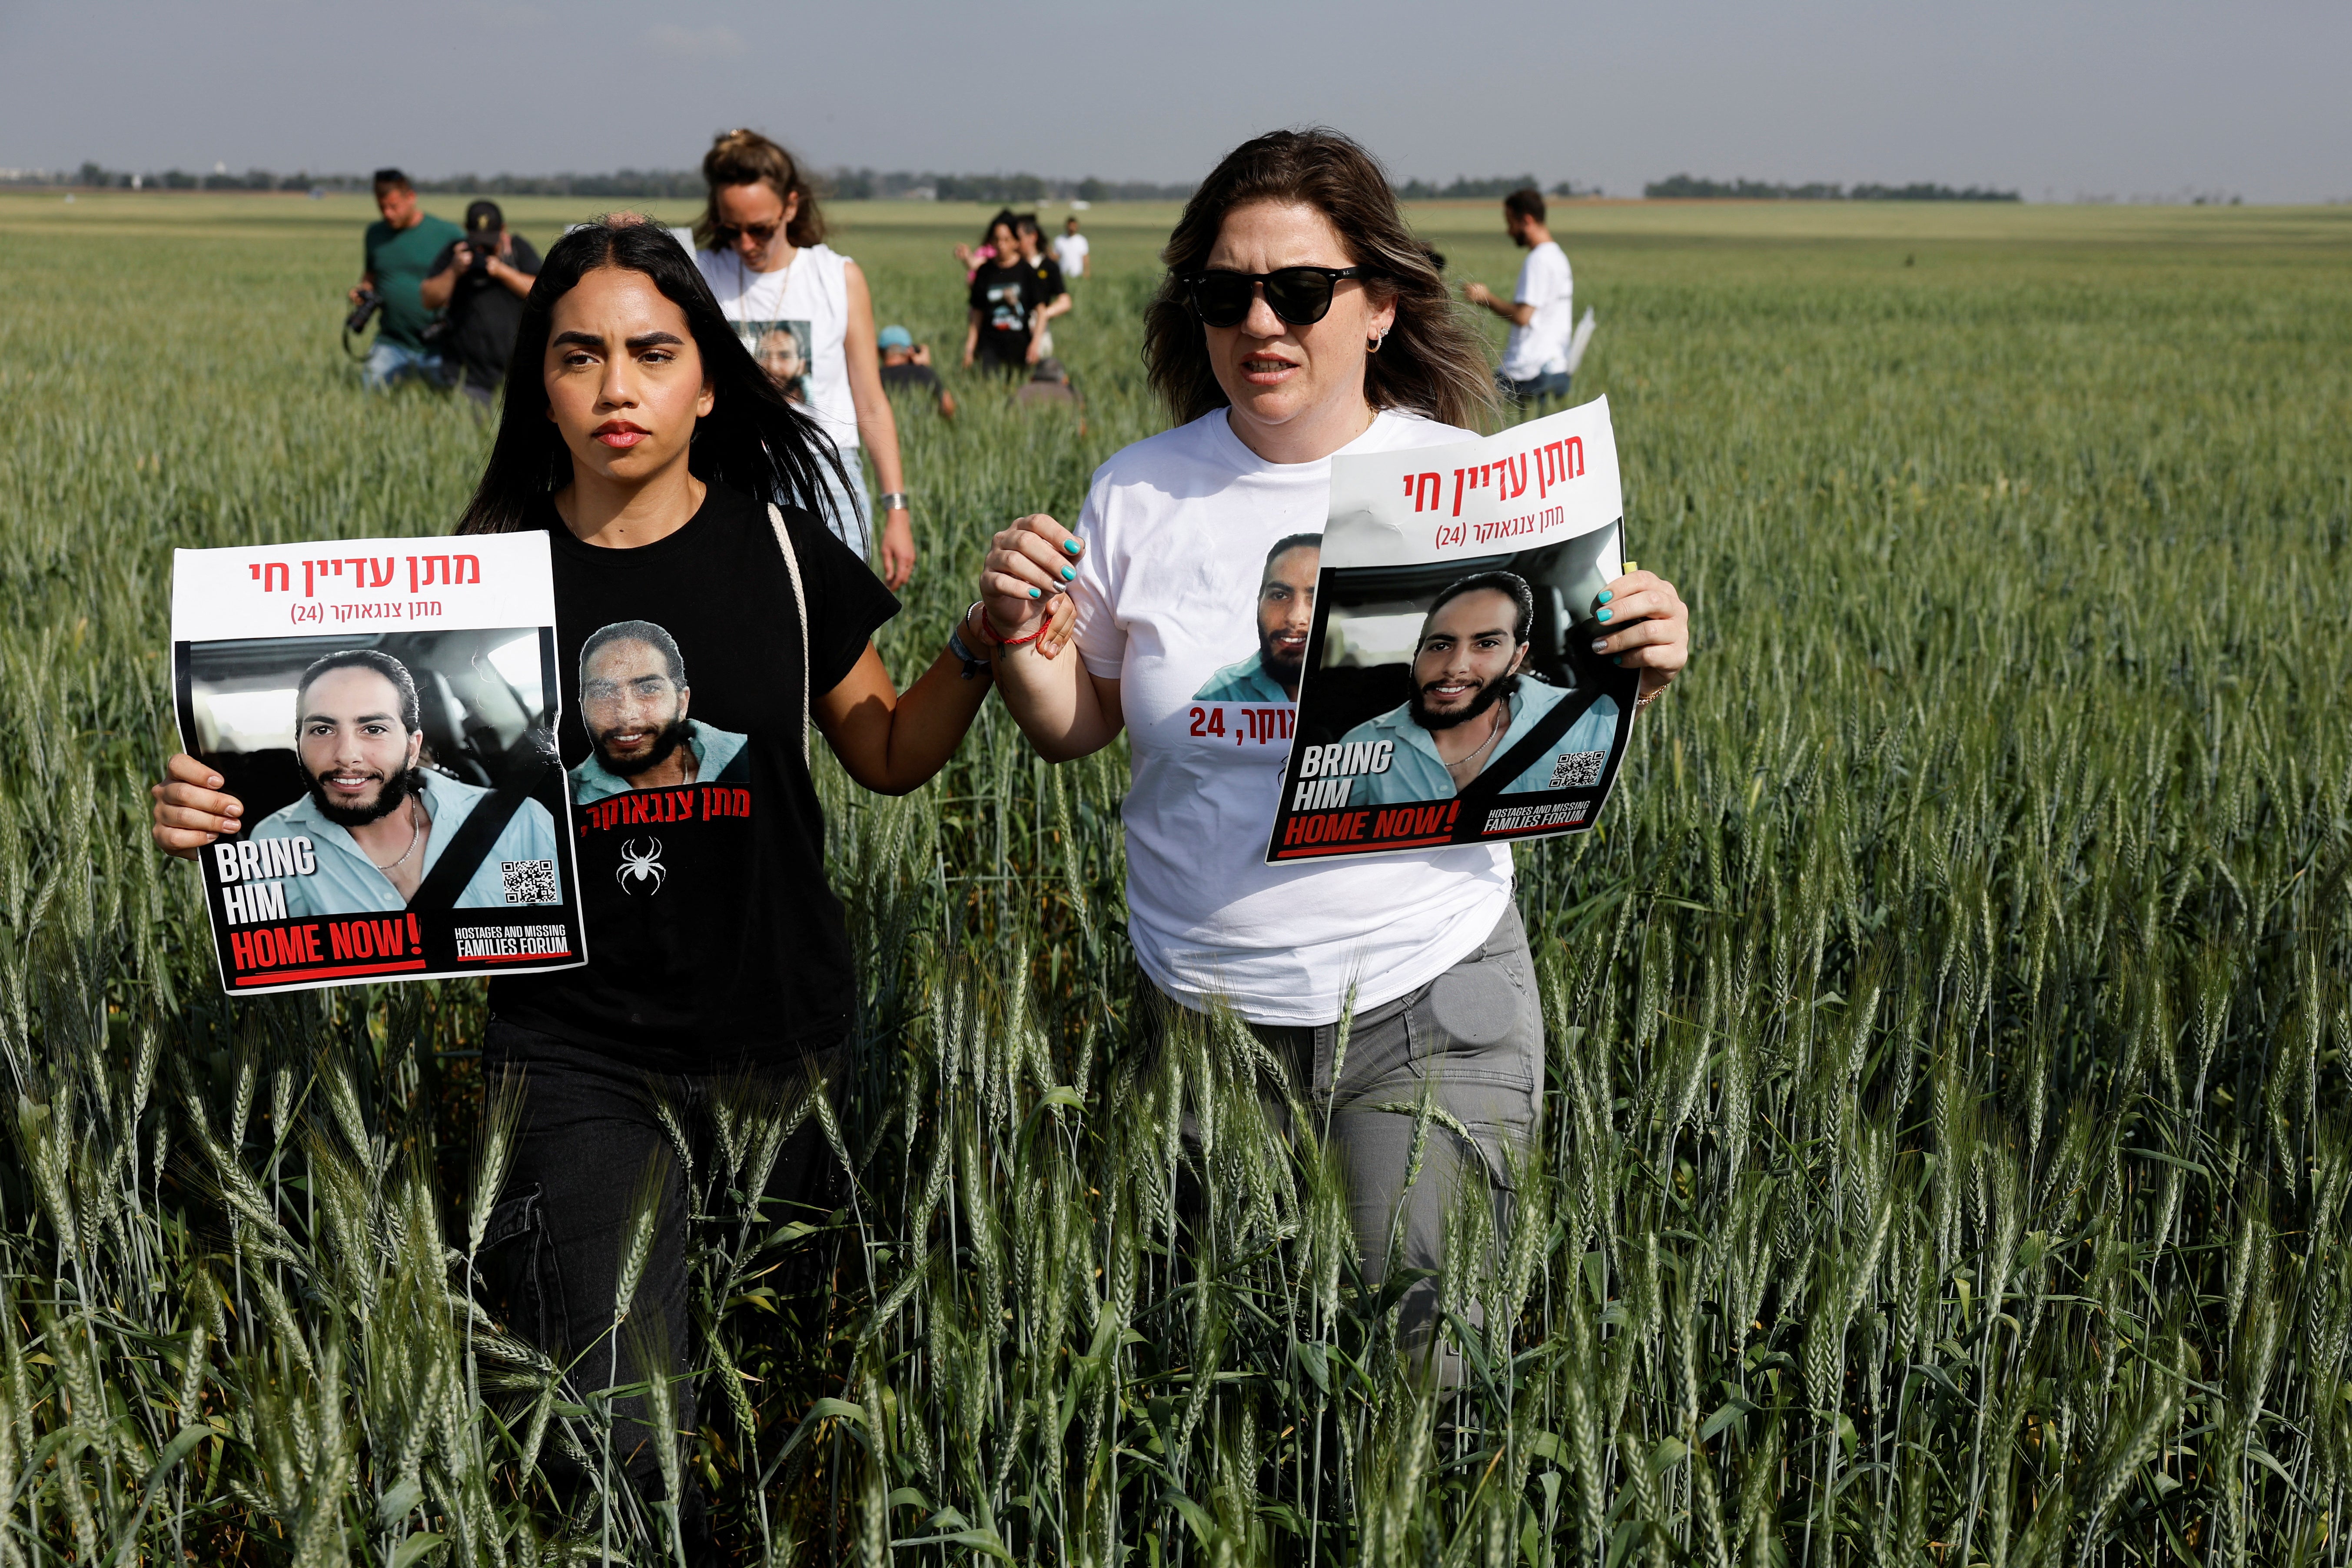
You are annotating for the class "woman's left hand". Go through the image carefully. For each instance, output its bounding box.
[877,509,916,590]
[1590,569,1688,699]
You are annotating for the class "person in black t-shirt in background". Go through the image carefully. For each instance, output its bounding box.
[962,213,1043,375]
[421,200,541,405]
[876,324,956,417]
[151,214,1073,1561]
[1014,213,1073,359]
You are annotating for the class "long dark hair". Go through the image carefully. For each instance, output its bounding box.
[456,217,847,535]
[692,128,826,251]
[1143,127,1498,431]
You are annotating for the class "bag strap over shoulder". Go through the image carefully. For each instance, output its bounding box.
[767,502,812,764]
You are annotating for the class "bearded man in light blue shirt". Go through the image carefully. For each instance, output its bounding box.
[1338,571,1618,805]
[568,620,750,805]
[247,648,561,914]
[1193,533,1320,704]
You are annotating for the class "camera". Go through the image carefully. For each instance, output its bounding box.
[465,232,501,276]
[344,286,383,335]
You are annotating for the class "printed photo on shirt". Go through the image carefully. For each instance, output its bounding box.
[979,279,1030,336]
[1193,532,1320,704]
[172,544,588,994]
[734,318,812,403]
[569,620,752,811]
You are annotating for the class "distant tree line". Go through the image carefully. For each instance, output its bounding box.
[1392,175,1602,200]
[7,161,1612,203]
[0,162,1200,202]
[1644,174,2022,202]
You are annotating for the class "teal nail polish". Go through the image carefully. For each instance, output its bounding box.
[1060,565,1076,581]
[1597,590,1613,605]
[1028,586,1042,598]
[1614,655,1625,665]
[1063,538,1082,554]
[1596,607,1613,622]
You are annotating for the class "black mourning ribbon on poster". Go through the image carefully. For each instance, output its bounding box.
[405,761,554,914]
[1450,687,1613,820]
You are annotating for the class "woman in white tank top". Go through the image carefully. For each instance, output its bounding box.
[690,129,917,588]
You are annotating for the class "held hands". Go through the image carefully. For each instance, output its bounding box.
[151,753,244,861]
[1588,569,1689,701]
[983,513,1085,657]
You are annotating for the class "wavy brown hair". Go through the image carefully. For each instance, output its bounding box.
[453,218,847,535]
[693,128,827,251]
[1143,128,1498,431]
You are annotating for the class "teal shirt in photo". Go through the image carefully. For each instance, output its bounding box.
[1339,680,1619,805]
[568,720,750,806]
[363,213,464,351]
[249,770,561,915]
[1193,651,1294,705]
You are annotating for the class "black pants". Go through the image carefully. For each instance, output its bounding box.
[478,1019,841,1557]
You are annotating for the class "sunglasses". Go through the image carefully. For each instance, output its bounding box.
[1185,266,1372,329]
[713,218,784,247]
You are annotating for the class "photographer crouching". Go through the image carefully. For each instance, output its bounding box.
[348,168,463,391]
[421,201,541,408]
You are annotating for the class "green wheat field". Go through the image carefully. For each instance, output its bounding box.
[1,188,2349,1565]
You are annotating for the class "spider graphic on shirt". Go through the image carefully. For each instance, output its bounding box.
[615,837,666,894]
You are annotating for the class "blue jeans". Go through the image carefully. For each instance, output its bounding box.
[362,339,448,392]
[815,450,872,561]
[1498,368,1572,404]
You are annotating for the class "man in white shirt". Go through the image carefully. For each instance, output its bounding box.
[1050,214,1091,280]
[1465,187,1574,406]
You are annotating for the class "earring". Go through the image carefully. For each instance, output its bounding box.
[1367,329,1388,354]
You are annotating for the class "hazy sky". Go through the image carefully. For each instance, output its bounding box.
[2,0,2345,202]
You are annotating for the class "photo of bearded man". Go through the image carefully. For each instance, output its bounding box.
[568,619,751,806]
[1194,533,1321,704]
[1337,571,1618,804]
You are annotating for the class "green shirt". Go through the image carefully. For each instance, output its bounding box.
[364,213,464,351]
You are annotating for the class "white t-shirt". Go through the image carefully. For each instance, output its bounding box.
[1052,232,1090,275]
[1070,408,1515,1026]
[1497,240,1573,380]
[694,243,859,451]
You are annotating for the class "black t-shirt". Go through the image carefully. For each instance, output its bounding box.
[969,259,1043,362]
[429,233,542,388]
[490,481,898,1070]
[1026,253,1068,302]
[879,361,943,396]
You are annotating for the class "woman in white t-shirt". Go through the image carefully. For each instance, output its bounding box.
[969,129,1690,1355]
[691,129,918,588]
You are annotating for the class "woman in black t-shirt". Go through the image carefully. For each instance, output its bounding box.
[961,213,1044,375]
[150,216,1057,1553]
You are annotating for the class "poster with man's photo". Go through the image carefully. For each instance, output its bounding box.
[171,534,588,993]
[1264,398,1639,862]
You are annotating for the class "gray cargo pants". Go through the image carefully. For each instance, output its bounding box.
[1154,901,1545,1362]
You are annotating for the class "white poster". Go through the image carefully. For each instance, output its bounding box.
[1265,398,1639,862]
[171,534,588,993]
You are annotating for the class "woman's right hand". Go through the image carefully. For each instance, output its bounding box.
[151,753,244,861]
[983,513,1085,644]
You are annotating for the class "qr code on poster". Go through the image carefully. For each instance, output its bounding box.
[1548,750,1608,790]
[501,859,560,906]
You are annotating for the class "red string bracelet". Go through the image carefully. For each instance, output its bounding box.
[966,600,1049,649]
